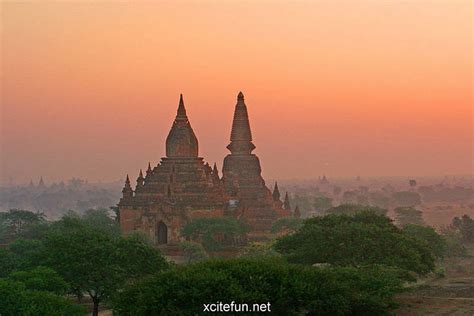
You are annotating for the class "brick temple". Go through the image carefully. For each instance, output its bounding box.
[117,92,293,246]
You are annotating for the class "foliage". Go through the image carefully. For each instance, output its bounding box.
[451,214,474,243]
[274,211,435,275]
[8,266,69,295]
[81,208,121,236]
[326,204,388,216]
[0,279,84,316]
[180,241,208,263]
[40,225,168,315]
[113,258,406,315]
[7,238,47,270]
[394,207,424,227]
[0,209,46,243]
[392,191,422,207]
[0,248,15,278]
[271,217,303,233]
[239,241,280,258]
[181,217,247,251]
[402,225,445,258]
[313,196,333,212]
[440,228,468,257]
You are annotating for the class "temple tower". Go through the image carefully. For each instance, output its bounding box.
[222,92,278,239]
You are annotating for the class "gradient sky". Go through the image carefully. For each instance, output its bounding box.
[1,1,472,185]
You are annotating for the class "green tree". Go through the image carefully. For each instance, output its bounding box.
[313,196,333,213]
[180,241,209,263]
[8,266,69,295]
[274,212,435,275]
[0,209,46,242]
[181,217,247,251]
[113,258,406,315]
[403,225,445,258]
[0,279,84,316]
[271,217,303,234]
[239,241,280,258]
[41,225,168,316]
[326,204,387,216]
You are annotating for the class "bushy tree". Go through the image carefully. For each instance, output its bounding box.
[313,196,333,213]
[8,266,69,295]
[0,209,46,243]
[239,241,280,258]
[41,225,168,316]
[0,279,84,316]
[181,217,247,251]
[271,217,303,234]
[274,212,435,275]
[180,241,208,263]
[113,258,406,315]
[326,204,387,216]
[403,225,445,258]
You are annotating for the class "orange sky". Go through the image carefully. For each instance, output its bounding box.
[1,1,472,185]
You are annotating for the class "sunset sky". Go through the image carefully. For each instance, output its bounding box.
[1,1,472,185]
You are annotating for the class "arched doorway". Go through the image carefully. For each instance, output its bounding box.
[156,221,168,245]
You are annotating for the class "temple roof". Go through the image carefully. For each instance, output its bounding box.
[165,94,199,158]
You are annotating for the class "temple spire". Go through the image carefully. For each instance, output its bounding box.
[136,169,144,190]
[294,205,301,218]
[166,94,199,158]
[122,174,133,199]
[226,91,256,154]
[272,182,281,201]
[176,93,187,120]
[213,163,219,177]
[147,162,152,174]
[283,192,291,210]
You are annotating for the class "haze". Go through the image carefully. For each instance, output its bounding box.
[1,1,472,185]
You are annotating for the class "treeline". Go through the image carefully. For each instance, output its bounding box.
[0,179,121,218]
[1,206,472,315]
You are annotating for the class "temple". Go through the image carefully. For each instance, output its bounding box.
[118,92,291,247]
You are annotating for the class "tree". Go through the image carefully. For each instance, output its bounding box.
[0,209,46,242]
[274,211,435,275]
[181,217,247,251]
[394,207,424,227]
[403,225,445,258]
[271,217,303,234]
[8,266,69,295]
[41,225,168,316]
[81,208,120,236]
[0,279,84,316]
[180,241,209,263]
[313,196,333,213]
[239,241,280,258]
[326,204,387,216]
[113,258,406,315]
[451,214,474,243]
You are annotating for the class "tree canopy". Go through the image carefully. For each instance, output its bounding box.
[274,211,435,275]
[181,217,247,251]
[113,258,406,316]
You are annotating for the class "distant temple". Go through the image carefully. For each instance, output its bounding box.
[118,92,292,246]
